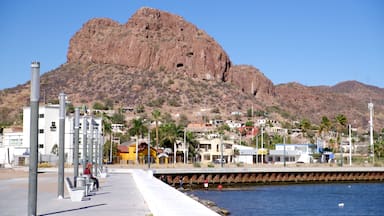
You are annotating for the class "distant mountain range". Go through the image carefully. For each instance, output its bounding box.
[1,7,383,131]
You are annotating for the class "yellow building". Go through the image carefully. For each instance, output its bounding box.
[118,142,157,164]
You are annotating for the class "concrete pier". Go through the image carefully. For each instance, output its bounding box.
[0,168,219,216]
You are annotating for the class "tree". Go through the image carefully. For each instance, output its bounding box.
[152,109,161,150]
[319,116,331,137]
[300,118,311,134]
[111,112,126,125]
[159,123,182,149]
[128,118,148,138]
[93,102,106,110]
[334,114,348,152]
[179,130,200,162]
[102,114,112,161]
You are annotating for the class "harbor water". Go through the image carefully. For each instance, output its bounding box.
[191,183,384,216]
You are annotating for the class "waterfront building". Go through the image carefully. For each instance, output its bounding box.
[196,137,234,163]
[268,143,317,164]
[22,105,103,165]
[232,144,256,164]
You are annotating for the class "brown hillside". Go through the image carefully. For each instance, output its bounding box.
[0,7,383,131]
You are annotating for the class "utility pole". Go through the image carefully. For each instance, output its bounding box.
[73,108,80,179]
[58,93,66,199]
[28,61,40,216]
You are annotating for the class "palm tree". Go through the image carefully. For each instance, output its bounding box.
[102,114,113,162]
[335,114,347,153]
[319,116,331,137]
[128,117,148,138]
[300,118,311,137]
[185,130,199,162]
[152,109,161,151]
[159,123,183,163]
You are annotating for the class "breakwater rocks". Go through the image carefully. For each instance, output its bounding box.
[186,192,230,215]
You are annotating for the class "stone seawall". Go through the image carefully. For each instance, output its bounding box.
[153,167,384,187]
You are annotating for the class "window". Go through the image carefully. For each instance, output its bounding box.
[203,154,211,161]
[39,114,44,118]
[39,144,44,148]
[39,129,44,134]
[50,122,56,131]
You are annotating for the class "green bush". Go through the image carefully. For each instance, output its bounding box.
[193,162,201,168]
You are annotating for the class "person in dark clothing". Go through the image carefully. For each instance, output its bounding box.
[84,163,99,190]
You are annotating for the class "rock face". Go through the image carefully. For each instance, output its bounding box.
[67,7,231,82]
[229,65,275,102]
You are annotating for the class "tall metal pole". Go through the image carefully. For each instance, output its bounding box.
[368,102,374,164]
[283,136,286,167]
[110,132,113,163]
[148,133,151,169]
[89,116,94,172]
[261,126,264,165]
[28,61,40,216]
[184,128,186,164]
[349,124,352,166]
[220,135,224,168]
[58,92,66,199]
[74,108,80,178]
[82,114,87,173]
[94,127,99,175]
[136,135,139,164]
[255,132,258,165]
[99,133,103,171]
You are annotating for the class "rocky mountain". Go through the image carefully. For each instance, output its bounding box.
[0,7,383,131]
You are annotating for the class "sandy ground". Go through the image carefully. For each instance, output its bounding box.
[0,168,29,180]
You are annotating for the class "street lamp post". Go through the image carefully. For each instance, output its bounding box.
[261,126,264,165]
[28,61,40,216]
[58,93,66,199]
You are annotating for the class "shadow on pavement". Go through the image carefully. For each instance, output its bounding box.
[39,203,107,216]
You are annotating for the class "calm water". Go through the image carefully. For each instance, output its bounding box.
[191,183,384,216]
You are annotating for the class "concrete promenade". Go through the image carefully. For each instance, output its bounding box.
[0,167,219,216]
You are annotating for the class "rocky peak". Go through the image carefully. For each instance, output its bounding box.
[229,65,276,102]
[67,7,231,82]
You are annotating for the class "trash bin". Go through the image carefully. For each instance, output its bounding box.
[76,176,85,187]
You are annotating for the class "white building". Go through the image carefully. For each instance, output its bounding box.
[23,105,103,165]
[0,127,25,166]
[197,137,234,163]
[232,144,256,164]
[268,144,317,164]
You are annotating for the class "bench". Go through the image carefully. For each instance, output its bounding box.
[83,175,97,192]
[65,177,85,202]
[98,168,108,178]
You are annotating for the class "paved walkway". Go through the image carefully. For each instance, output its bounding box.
[0,168,219,216]
[0,170,151,216]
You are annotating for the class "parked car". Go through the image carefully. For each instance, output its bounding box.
[213,158,226,164]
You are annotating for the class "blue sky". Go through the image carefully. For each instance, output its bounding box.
[1,0,383,90]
